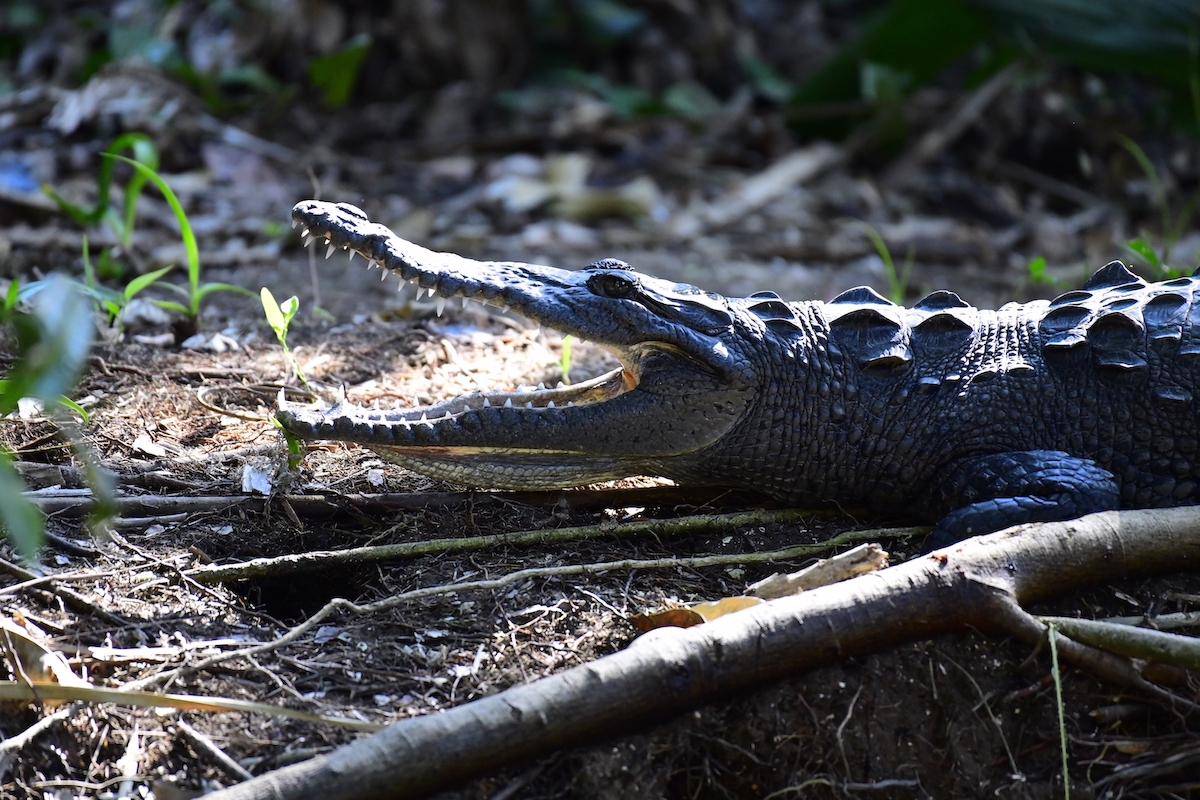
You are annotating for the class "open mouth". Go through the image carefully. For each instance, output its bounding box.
[277,200,749,489]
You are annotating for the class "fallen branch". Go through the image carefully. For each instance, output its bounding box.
[184,508,833,584]
[25,486,780,519]
[204,507,1200,800]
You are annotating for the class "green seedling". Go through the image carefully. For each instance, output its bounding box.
[261,287,309,388]
[44,132,158,251]
[1118,135,1200,272]
[560,334,573,385]
[107,155,255,338]
[271,417,306,470]
[80,236,174,325]
[1026,255,1060,287]
[849,220,912,304]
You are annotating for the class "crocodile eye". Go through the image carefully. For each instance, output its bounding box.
[589,273,635,298]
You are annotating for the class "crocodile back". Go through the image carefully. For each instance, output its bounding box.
[712,262,1200,512]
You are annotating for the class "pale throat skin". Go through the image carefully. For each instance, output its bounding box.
[278,200,1200,545]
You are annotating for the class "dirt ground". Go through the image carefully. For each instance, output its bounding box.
[3,6,1200,798]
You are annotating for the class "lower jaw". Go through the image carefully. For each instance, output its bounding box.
[369,447,649,490]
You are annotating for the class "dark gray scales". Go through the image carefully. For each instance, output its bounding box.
[279,200,1200,546]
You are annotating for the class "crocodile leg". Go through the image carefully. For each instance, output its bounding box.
[921,451,1121,548]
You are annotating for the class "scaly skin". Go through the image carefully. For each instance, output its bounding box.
[278,200,1200,543]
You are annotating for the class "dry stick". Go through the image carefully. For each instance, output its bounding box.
[127,527,904,692]
[25,486,779,520]
[203,507,1200,800]
[184,509,852,584]
[176,720,255,783]
[0,558,127,626]
[883,60,1022,186]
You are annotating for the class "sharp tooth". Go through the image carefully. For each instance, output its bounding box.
[380,269,388,281]
[500,304,510,313]
[537,382,546,391]
[556,382,564,389]
[337,384,348,403]
[326,243,335,259]
[504,398,513,407]
[483,398,491,407]
[397,282,408,297]
[567,401,574,407]
[303,233,312,246]
[420,413,429,424]
[436,297,446,317]
[291,220,298,229]
[349,250,356,262]
[547,400,555,408]
[461,406,470,414]
[525,401,533,409]
[461,297,469,309]
[302,227,310,237]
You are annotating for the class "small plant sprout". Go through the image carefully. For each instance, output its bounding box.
[109,155,255,338]
[849,220,912,304]
[1118,135,1200,274]
[1026,255,1060,287]
[44,132,158,251]
[261,287,309,387]
[560,334,573,385]
[80,236,174,325]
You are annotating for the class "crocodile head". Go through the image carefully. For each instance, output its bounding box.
[277,200,762,490]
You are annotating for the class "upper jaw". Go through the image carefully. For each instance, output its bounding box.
[279,200,754,477]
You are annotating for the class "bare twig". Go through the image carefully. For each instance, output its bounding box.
[184,509,871,584]
[25,486,786,519]
[0,558,127,626]
[176,720,255,783]
[883,61,1022,185]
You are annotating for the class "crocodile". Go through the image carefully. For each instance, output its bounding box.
[278,200,1200,545]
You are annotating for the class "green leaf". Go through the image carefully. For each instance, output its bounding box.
[152,300,190,314]
[789,0,989,115]
[0,278,93,417]
[1125,238,1162,269]
[0,450,44,561]
[107,155,201,311]
[279,296,299,321]
[123,265,174,302]
[307,33,372,108]
[58,396,90,424]
[194,282,256,303]
[43,133,157,227]
[560,334,573,385]
[1027,255,1050,284]
[2,278,19,315]
[261,286,287,339]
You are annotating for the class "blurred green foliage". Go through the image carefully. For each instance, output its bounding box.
[0,278,95,561]
[308,33,372,108]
